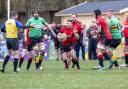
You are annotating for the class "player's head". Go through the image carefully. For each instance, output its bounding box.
[71,14,77,22]
[32,10,39,19]
[11,10,18,19]
[94,9,101,19]
[66,20,72,28]
[52,22,57,29]
[106,9,114,18]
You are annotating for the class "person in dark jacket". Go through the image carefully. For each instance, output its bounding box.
[86,21,98,60]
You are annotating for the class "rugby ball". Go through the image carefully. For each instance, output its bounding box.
[61,33,67,41]
[57,33,67,41]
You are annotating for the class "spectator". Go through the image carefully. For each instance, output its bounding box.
[86,21,98,60]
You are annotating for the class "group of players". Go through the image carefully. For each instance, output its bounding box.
[92,9,128,70]
[0,10,85,73]
[0,8,128,73]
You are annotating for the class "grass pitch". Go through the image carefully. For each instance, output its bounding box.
[0,59,128,89]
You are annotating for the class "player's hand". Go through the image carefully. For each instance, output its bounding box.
[53,33,57,38]
[30,23,35,28]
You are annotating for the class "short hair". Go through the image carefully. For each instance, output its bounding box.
[11,11,18,17]
[71,14,77,18]
[94,9,101,19]
[32,10,40,15]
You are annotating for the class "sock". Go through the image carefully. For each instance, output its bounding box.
[125,54,128,65]
[26,57,33,70]
[64,60,68,69]
[2,55,10,72]
[38,54,44,67]
[103,52,115,69]
[38,60,42,67]
[72,59,75,68]
[113,60,119,67]
[98,54,104,67]
[18,56,24,68]
[75,60,80,69]
[13,58,18,72]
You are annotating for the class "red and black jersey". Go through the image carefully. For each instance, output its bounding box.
[60,26,74,46]
[72,20,84,43]
[123,20,128,38]
[96,16,112,42]
[72,20,83,35]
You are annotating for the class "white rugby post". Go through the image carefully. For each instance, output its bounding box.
[7,0,10,20]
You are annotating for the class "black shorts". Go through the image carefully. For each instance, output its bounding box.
[28,37,42,51]
[6,38,19,51]
[60,44,73,54]
[54,40,60,49]
[108,39,121,48]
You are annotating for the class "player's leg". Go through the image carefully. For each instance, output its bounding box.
[26,45,33,70]
[95,43,105,70]
[75,43,80,60]
[61,46,69,69]
[107,39,121,69]
[80,42,85,61]
[18,49,28,71]
[123,44,128,67]
[70,48,80,70]
[0,50,11,73]
[38,42,45,70]
[0,38,13,73]
[11,39,20,73]
[33,44,40,70]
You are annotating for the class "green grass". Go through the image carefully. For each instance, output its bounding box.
[0,59,128,89]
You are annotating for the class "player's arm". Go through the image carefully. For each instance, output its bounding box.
[73,28,79,40]
[44,22,56,37]
[0,24,6,41]
[57,27,64,41]
[121,24,127,37]
[16,20,33,29]
[1,24,6,32]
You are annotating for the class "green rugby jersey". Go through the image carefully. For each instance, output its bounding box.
[108,17,122,39]
[26,17,46,38]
